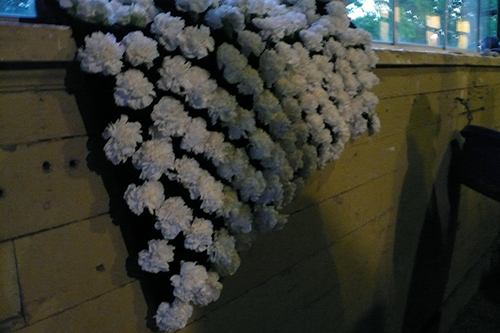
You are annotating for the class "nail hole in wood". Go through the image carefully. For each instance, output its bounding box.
[69,159,79,168]
[42,161,51,172]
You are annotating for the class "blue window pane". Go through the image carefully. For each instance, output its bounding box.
[0,0,37,18]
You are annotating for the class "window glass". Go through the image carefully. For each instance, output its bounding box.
[347,0,500,53]
[0,0,37,18]
[396,0,444,47]
[447,0,478,50]
[480,0,499,50]
[346,0,394,43]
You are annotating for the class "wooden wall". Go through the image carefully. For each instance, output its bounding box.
[1,24,500,333]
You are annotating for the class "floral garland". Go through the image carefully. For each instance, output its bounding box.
[57,0,380,331]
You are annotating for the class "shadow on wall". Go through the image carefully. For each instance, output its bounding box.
[394,94,462,333]
[65,64,169,331]
[181,196,344,333]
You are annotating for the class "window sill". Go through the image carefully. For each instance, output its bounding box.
[375,47,500,67]
[0,22,76,62]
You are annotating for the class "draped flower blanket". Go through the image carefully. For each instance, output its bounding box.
[57,0,381,330]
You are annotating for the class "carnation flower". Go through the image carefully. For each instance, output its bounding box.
[208,229,240,276]
[171,262,222,306]
[156,55,191,94]
[132,139,176,180]
[184,217,214,252]
[236,30,265,57]
[150,96,192,138]
[180,118,210,154]
[138,239,175,273]
[205,5,245,32]
[217,43,248,84]
[127,3,154,27]
[114,69,156,110]
[177,25,215,59]
[57,0,73,9]
[75,0,113,24]
[124,180,165,215]
[122,31,159,68]
[259,49,285,87]
[299,29,324,52]
[175,0,213,13]
[77,31,124,75]
[102,115,142,165]
[253,204,280,233]
[155,299,193,332]
[151,13,185,52]
[155,197,193,240]
[252,11,307,42]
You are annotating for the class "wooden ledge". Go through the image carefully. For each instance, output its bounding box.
[0,23,76,62]
[375,47,500,67]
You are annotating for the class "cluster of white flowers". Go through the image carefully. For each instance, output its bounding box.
[63,0,381,331]
[58,0,158,27]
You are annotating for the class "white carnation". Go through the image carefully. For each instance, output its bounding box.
[237,30,265,57]
[175,0,213,13]
[138,239,175,273]
[205,5,245,32]
[77,31,124,75]
[155,299,193,332]
[184,217,214,252]
[114,69,156,110]
[102,115,142,165]
[299,29,324,52]
[155,197,193,240]
[253,204,279,233]
[180,118,210,154]
[132,139,175,180]
[259,49,285,87]
[75,0,113,24]
[208,229,240,276]
[178,25,215,59]
[151,13,185,52]
[127,3,154,27]
[217,43,248,84]
[171,262,222,306]
[150,96,192,138]
[124,180,165,215]
[157,55,191,94]
[238,66,264,96]
[122,31,159,68]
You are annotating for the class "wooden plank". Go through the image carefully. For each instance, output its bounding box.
[14,214,134,324]
[13,281,150,333]
[0,136,110,240]
[471,67,500,87]
[0,90,87,145]
[0,240,23,328]
[289,131,406,213]
[375,49,500,67]
[439,255,491,333]
[0,69,68,92]
[444,190,500,299]
[354,87,465,148]
[0,24,76,62]
[373,67,472,99]
[290,114,457,214]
